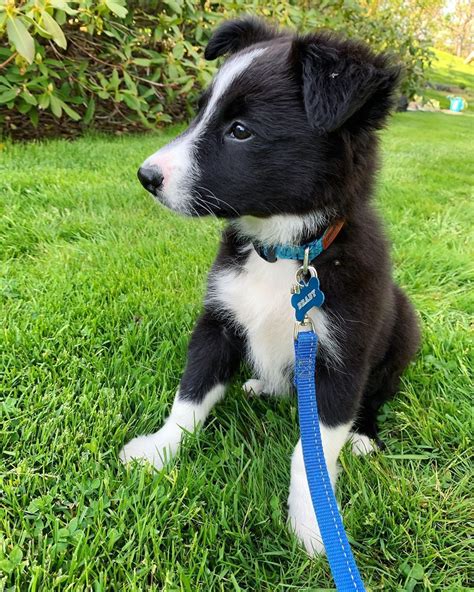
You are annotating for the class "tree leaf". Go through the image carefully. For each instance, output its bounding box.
[122,92,141,111]
[38,94,50,110]
[21,89,37,105]
[50,0,78,15]
[0,88,18,104]
[6,17,35,64]
[29,108,39,127]
[41,11,67,49]
[50,94,62,117]
[110,68,120,90]
[122,71,137,93]
[132,58,152,67]
[83,98,95,125]
[17,100,32,114]
[105,0,128,19]
[163,0,182,15]
[172,43,184,60]
[61,100,81,121]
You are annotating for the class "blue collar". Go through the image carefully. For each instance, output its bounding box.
[253,220,345,263]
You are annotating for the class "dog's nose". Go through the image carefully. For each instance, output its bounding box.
[137,165,164,194]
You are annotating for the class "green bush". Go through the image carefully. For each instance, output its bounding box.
[0,0,433,138]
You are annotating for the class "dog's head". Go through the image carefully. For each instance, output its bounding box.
[138,17,400,227]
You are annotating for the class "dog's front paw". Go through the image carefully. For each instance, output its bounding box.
[119,424,182,469]
[287,499,325,556]
[350,433,376,456]
[242,378,266,396]
[288,438,328,556]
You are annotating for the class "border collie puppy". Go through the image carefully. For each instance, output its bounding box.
[120,17,420,555]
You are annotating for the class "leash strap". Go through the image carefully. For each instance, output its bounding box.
[295,329,366,592]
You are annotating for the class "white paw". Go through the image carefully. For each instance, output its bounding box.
[119,424,183,469]
[242,378,266,396]
[288,440,326,556]
[350,433,376,456]
[287,509,325,556]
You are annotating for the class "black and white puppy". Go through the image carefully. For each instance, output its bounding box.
[120,18,420,555]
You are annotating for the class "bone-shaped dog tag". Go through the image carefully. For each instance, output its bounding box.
[291,275,325,321]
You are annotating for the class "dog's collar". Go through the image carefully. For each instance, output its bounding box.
[252,219,345,263]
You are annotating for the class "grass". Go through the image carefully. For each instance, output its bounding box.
[424,49,474,112]
[1,111,473,591]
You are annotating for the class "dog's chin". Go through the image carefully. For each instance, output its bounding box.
[151,190,243,219]
[150,189,193,217]
[188,200,235,218]
[174,195,243,219]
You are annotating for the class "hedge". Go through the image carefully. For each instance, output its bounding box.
[0,0,433,139]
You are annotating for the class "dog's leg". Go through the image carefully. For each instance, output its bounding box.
[287,422,351,556]
[287,354,365,555]
[119,384,225,469]
[120,312,242,469]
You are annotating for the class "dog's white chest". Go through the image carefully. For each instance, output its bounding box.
[208,250,332,394]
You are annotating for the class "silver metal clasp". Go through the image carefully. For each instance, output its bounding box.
[294,315,315,341]
[295,262,318,288]
[303,246,310,275]
[292,248,318,340]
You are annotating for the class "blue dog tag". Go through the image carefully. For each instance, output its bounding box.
[291,276,325,321]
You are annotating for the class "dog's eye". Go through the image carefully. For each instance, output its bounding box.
[228,122,252,141]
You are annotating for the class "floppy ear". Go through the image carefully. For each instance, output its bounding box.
[293,35,401,133]
[204,17,280,61]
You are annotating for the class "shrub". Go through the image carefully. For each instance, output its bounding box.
[0,0,434,139]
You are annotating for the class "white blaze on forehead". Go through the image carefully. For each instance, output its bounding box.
[142,47,266,213]
[200,47,267,125]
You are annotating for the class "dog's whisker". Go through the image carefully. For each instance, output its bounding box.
[195,185,240,217]
[193,191,219,220]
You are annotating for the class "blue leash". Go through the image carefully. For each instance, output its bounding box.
[258,220,365,590]
[294,329,365,591]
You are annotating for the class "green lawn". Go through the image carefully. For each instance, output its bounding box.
[1,112,473,591]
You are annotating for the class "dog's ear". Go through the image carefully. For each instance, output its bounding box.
[292,35,401,133]
[204,17,279,61]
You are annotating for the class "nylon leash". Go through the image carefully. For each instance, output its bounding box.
[291,248,366,592]
[294,331,365,591]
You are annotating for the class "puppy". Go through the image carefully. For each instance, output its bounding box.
[120,18,420,555]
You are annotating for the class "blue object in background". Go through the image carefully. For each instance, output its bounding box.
[449,97,464,112]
